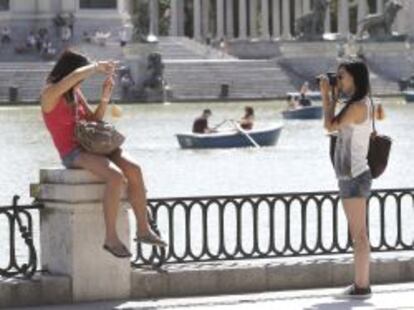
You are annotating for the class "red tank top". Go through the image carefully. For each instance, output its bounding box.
[42,92,88,158]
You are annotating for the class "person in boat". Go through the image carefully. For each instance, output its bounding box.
[298,81,312,107]
[192,109,216,134]
[239,106,255,130]
[287,94,298,109]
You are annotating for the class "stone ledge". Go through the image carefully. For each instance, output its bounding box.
[39,168,104,185]
[35,183,128,203]
[131,251,414,299]
[0,274,71,308]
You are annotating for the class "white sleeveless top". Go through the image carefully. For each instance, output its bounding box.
[334,97,373,180]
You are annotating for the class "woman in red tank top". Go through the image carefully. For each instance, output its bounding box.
[41,50,166,258]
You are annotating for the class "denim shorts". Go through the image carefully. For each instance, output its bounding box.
[338,170,372,199]
[61,147,82,169]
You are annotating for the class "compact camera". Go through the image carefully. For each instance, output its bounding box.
[316,72,337,87]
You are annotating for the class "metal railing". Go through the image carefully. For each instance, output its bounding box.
[0,196,43,278]
[132,188,414,268]
[1,189,413,277]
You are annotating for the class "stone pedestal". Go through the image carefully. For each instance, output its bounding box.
[33,169,131,302]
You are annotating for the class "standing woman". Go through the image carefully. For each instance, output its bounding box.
[41,50,167,259]
[320,59,373,299]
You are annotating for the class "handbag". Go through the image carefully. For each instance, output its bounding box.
[74,98,125,155]
[329,96,391,179]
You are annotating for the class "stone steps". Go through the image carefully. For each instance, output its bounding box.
[0,40,126,102]
[156,36,234,60]
[163,58,294,100]
[0,66,122,102]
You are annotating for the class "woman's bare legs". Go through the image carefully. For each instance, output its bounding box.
[342,198,371,288]
[109,149,164,243]
[72,152,130,255]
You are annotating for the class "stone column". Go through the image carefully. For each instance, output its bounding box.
[202,0,210,39]
[282,0,291,39]
[295,0,302,21]
[216,0,225,39]
[34,169,131,302]
[149,0,159,36]
[272,0,281,38]
[338,0,350,37]
[170,0,185,36]
[177,0,185,35]
[249,0,258,38]
[303,0,311,14]
[261,0,270,39]
[377,0,383,13]
[170,0,179,36]
[226,0,235,38]
[194,0,202,40]
[324,4,331,34]
[239,0,248,39]
[357,0,368,34]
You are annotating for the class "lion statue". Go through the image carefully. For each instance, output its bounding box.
[358,0,403,39]
[144,52,164,90]
[295,0,329,40]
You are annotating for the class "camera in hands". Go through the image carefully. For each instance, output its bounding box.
[316,72,337,87]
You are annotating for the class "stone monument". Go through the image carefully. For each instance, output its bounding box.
[295,0,329,40]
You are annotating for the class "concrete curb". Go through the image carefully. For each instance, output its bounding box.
[1,251,413,308]
[0,275,71,308]
[131,251,414,299]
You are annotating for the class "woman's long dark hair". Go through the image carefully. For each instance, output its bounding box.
[244,106,254,117]
[338,59,370,103]
[334,59,370,121]
[47,49,90,104]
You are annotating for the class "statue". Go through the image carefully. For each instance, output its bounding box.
[295,0,329,40]
[358,0,403,40]
[143,52,164,90]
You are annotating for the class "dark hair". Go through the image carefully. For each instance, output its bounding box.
[47,49,90,103]
[244,106,254,116]
[338,59,370,104]
[203,109,212,115]
[334,59,370,122]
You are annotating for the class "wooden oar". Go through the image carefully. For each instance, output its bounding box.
[212,119,230,130]
[230,120,260,148]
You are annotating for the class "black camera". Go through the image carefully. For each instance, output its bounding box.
[316,72,337,87]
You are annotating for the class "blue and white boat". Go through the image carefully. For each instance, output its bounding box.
[403,90,414,103]
[282,106,323,120]
[286,91,322,101]
[176,125,283,149]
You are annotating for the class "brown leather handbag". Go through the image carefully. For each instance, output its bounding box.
[74,100,125,155]
[329,96,391,179]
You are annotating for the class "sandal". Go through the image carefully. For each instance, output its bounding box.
[103,243,132,258]
[135,232,168,248]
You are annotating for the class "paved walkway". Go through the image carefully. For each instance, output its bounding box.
[13,282,414,310]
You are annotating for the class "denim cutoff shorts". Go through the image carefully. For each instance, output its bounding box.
[338,170,372,199]
[61,147,82,169]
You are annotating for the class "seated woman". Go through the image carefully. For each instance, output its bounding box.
[239,106,255,130]
[40,50,167,259]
